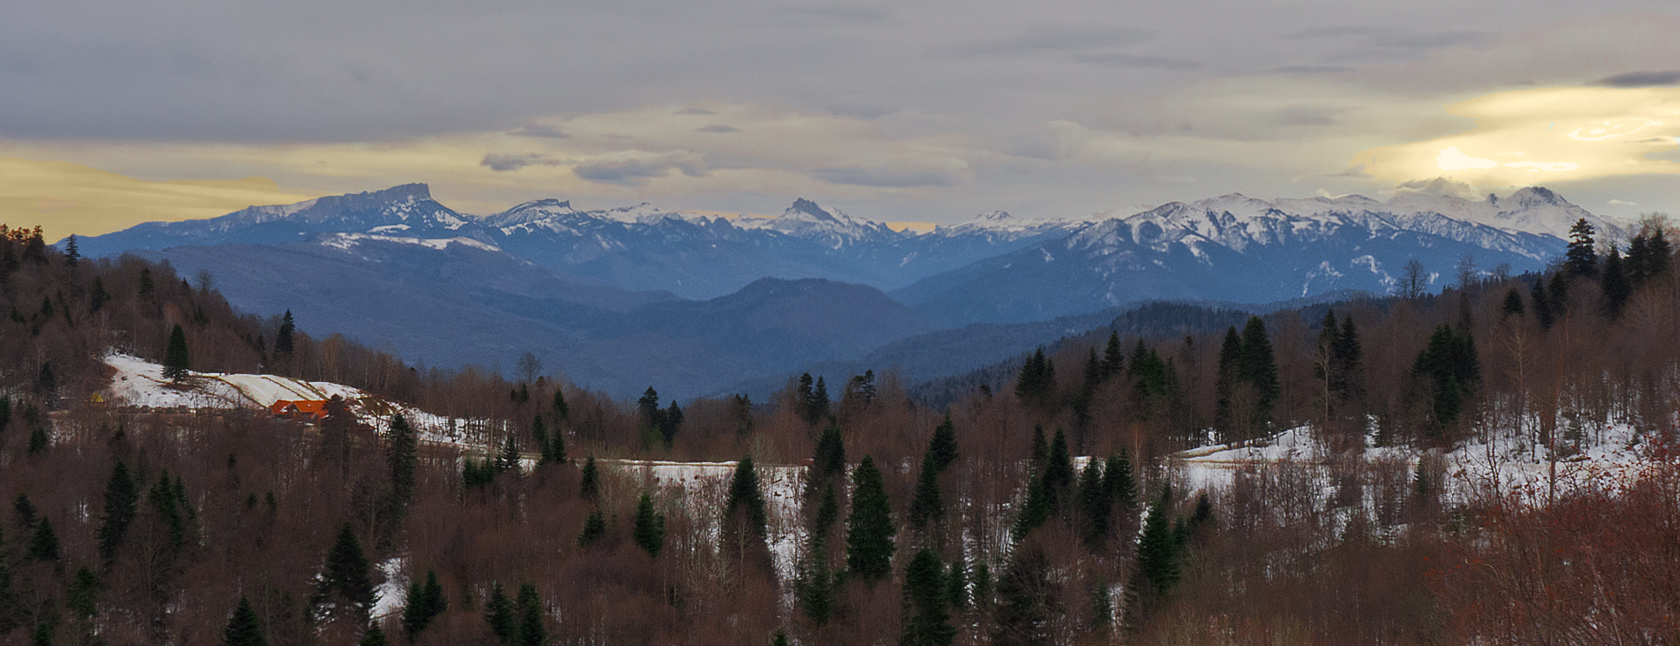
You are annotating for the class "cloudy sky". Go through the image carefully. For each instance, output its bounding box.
[3,0,1679,241]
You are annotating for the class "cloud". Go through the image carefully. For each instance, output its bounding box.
[674,108,716,115]
[573,151,708,185]
[1592,71,1680,88]
[1608,199,1637,206]
[696,124,741,133]
[951,25,1154,57]
[507,123,569,139]
[481,153,562,172]
[812,156,967,188]
[1074,52,1201,70]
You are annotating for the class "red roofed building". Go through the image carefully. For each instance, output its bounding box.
[270,400,329,421]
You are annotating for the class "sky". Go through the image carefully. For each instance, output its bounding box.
[2,0,1678,242]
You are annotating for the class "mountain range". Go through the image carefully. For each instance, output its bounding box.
[73,182,1618,398]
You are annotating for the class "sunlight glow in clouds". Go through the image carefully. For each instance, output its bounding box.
[1356,86,1680,186]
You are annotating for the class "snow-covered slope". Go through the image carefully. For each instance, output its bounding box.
[103,353,472,446]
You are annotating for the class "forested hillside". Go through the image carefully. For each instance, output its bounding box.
[1,217,1677,645]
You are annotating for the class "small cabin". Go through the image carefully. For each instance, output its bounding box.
[270,399,329,421]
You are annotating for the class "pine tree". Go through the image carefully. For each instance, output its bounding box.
[1041,429,1074,511]
[98,460,139,564]
[846,456,896,582]
[577,510,605,548]
[27,518,59,562]
[1101,331,1125,377]
[1532,277,1555,329]
[319,523,375,621]
[993,541,1054,646]
[484,582,514,644]
[909,451,945,529]
[1015,349,1052,406]
[387,414,417,512]
[549,421,567,465]
[1566,218,1598,277]
[1012,472,1051,541]
[15,492,37,528]
[63,235,79,267]
[275,310,295,357]
[723,457,773,577]
[514,583,545,646]
[1413,324,1482,433]
[1105,451,1138,512]
[358,625,391,646]
[971,562,994,612]
[901,548,957,646]
[223,597,267,646]
[579,456,600,500]
[927,412,959,474]
[806,421,847,502]
[1601,244,1631,319]
[661,400,683,447]
[531,415,551,464]
[403,569,448,638]
[633,492,666,558]
[496,435,520,475]
[1502,286,1525,318]
[947,558,968,610]
[1028,425,1047,469]
[1239,316,1280,427]
[27,419,48,455]
[1089,580,1113,631]
[1129,488,1179,619]
[163,324,192,381]
[1077,460,1110,547]
[1214,326,1242,434]
[810,376,830,424]
[552,387,570,422]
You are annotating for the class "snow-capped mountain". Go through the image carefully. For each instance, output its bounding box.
[932,210,1093,242]
[735,198,901,249]
[891,189,1603,325]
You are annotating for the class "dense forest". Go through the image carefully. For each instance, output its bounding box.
[0,217,1677,645]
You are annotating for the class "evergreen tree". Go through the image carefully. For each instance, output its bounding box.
[810,376,830,424]
[496,435,520,475]
[1089,580,1113,631]
[1014,349,1054,406]
[1413,324,1482,433]
[971,562,994,612]
[1012,472,1051,541]
[27,419,48,455]
[63,235,79,267]
[319,523,376,621]
[1239,316,1280,427]
[1602,244,1631,319]
[1532,277,1555,330]
[1502,286,1526,318]
[796,549,836,626]
[909,451,945,529]
[948,559,968,610]
[484,582,513,644]
[901,548,957,646]
[552,387,570,422]
[846,456,896,582]
[579,456,600,500]
[223,597,267,646]
[1028,425,1047,469]
[805,421,847,502]
[1129,488,1179,618]
[1101,331,1125,378]
[98,460,139,564]
[0,398,10,432]
[163,324,192,381]
[637,387,661,433]
[577,510,605,548]
[387,414,417,512]
[1041,429,1074,511]
[661,400,683,447]
[993,542,1054,646]
[926,412,959,474]
[14,492,36,528]
[276,310,295,357]
[1565,218,1598,277]
[1214,327,1242,433]
[514,583,546,646]
[359,625,391,646]
[27,517,59,562]
[1104,451,1138,512]
[532,415,550,464]
[1549,271,1570,318]
[797,374,815,421]
[549,421,567,465]
[1076,460,1110,547]
[632,492,666,558]
[402,569,449,638]
[723,457,773,577]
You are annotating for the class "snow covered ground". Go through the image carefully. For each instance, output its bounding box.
[103,353,474,447]
[606,459,807,582]
[1171,421,1659,505]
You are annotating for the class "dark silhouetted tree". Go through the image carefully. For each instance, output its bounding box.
[224,597,267,646]
[163,324,191,381]
[901,548,957,646]
[846,456,896,583]
[98,461,139,564]
[633,492,666,558]
[1566,218,1598,277]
